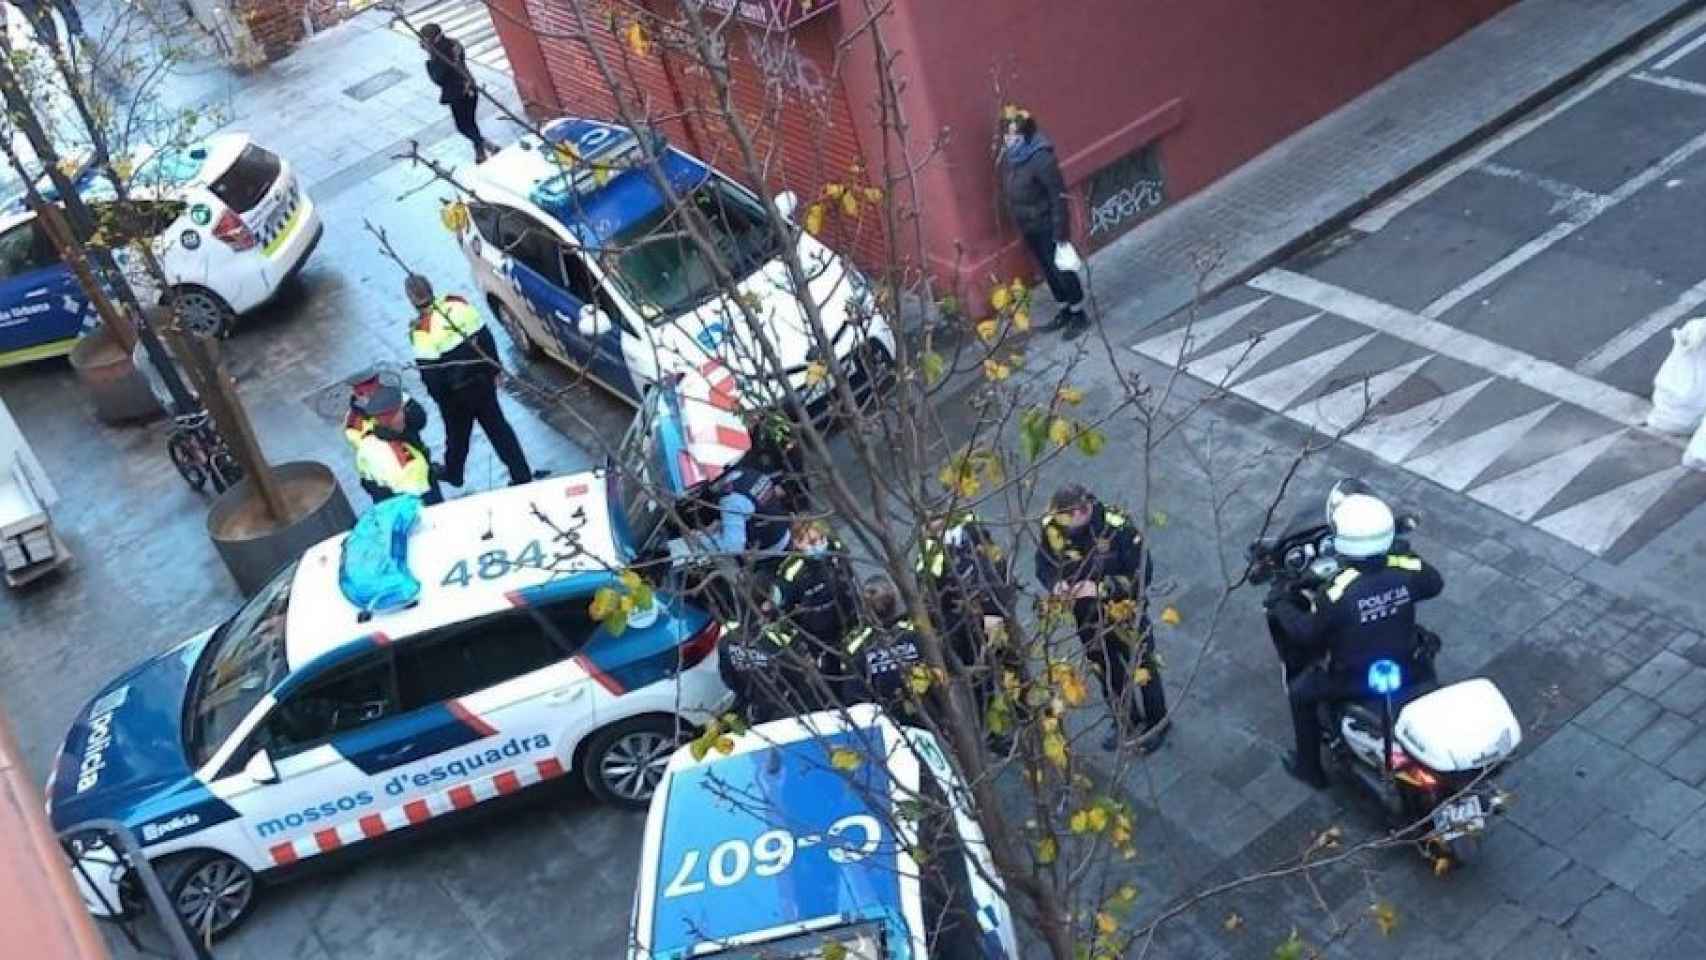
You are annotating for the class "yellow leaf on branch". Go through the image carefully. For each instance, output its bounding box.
[983,358,1012,382]
[1160,606,1182,626]
[804,361,828,386]
[1042,732,1068,768]
[839,190,859,217]
[625,21,651,57]
[989,285,1011,312]
[804,203,825,235]
[1371,901,1399,937]
[975,319,998,344]
[830,747,863,771]
[1095,911,1118,936]
[440,200,470,233]
[1048,417,1073,447]
[1035,835,1057,864]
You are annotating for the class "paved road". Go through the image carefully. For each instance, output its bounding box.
[1136,21,1706,566]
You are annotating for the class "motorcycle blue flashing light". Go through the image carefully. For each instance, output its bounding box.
[1368,658,1403,696]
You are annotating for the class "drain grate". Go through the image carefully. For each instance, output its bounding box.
[343,67,408,102]
[304,365,407,421]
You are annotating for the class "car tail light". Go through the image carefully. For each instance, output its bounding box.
[680,619,721,670]
[213,207,257,251]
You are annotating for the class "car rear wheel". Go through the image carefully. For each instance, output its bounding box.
[155,850,257,941]
[583,716,683,809]
[493,300,540,363]
[168,286,237,338]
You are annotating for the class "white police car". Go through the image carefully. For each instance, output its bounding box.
[0,133,322,364]
[629,705,1019,959]
[455,117,894,413]
[45,471,729,938]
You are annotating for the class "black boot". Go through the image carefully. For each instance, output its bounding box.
[1061,311,1092,340]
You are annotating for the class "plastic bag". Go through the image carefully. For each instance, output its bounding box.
[1686,409,1706,471]
[1053,242,1084,275]
[339,495,423,615]
[1646,318,1706,435]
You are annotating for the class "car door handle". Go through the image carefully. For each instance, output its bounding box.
[372,744,417,763]
[545,687,586,706]
[24,287,48,298]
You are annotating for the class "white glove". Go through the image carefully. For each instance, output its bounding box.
[1053,242,1083,274]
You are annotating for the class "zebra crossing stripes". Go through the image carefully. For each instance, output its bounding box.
[1131,282,1706,559]
[395,0,511,75]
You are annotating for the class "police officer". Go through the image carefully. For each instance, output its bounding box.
[919,509,1021,747]
[708,460,793,567]
[1271,493,1444,789]
[843,576,931,726]
[770,519,857,680]
[405,275,536,490]
[344,374,429,452]
[716,587,815,724]
[1035,484,1167,753]
[353,386,443,505]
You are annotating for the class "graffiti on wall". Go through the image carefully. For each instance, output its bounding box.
[1083,144,1165,247]
[747,28,828,103]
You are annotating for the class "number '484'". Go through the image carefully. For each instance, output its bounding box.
[441,539,547,588]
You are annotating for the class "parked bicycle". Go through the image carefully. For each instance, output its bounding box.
[167,410,242,494]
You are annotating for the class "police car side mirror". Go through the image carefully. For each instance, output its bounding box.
[244,748,279,785]
[774,190,798,221]
[577,303,613,338]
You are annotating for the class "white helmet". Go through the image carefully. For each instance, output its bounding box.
[1331,493,1394,560]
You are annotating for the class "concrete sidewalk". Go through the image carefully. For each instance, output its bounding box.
[1082,0,1706,336]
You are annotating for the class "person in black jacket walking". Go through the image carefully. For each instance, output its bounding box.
[404,274,535,490]
[421,23,498,162]
[1035,484,1167,752]
[1000,109,1087,339]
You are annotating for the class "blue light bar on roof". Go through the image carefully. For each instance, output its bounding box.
[530,119,667,218]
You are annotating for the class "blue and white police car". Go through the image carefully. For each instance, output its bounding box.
[629,705,1019,959]
[0,133,322,364]
[45,471,730,939]
[455,117,893,412]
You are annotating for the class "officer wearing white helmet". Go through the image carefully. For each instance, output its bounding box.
[1273,492,1443,789]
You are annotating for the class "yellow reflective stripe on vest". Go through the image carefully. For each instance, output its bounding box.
[1104,511,1129,527]
[845,626,873,654]
[410,297,485,361]
[780,557,806,581]
[1387,554,1423,572]
[1324,567,1361,604]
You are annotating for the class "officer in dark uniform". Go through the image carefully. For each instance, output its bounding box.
[715,586,823,724]
[1035,484,1167,753]
[843,576,930,726]
[1271,492,1444,788]
[708,461,793,567]
[770,519,858,684]
[918,509,1022,748]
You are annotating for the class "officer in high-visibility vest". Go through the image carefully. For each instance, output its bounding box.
[1035,484,1166,754]
[843,576,930,727]
[344,374,429,451]
[352,385,443,505]
[918,508,1021,749]
[405,274,536,490]
[716,587,826,724]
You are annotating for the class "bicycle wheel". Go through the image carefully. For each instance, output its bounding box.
[168,433,208,493]
[210,449,244,493]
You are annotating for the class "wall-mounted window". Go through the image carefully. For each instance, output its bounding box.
[1083,143,1165,249]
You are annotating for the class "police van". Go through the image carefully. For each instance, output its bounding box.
[454,117,893,413]
[629,704,1019,959]
[45,471,731,939]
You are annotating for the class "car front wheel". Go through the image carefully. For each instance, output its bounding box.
[583,715,683,809]
[155,850,257,941]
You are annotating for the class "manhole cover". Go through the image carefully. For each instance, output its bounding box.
[304,364,407,421]
[343,67,408,102]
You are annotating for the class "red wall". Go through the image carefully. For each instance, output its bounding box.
[829,0,1512,302]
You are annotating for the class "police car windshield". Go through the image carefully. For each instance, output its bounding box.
[186,564,296,767]
[696,921,885,959]
[599,176,780,322]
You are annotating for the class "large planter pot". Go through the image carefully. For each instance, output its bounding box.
[207,461,355,596]
[67,327,161,425]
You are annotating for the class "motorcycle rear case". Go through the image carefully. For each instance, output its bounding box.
[1394,679,1522,772]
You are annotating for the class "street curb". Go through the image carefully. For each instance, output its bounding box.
[1160,0,1706,325]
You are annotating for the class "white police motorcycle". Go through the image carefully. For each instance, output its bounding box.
[1249,480,1522,865]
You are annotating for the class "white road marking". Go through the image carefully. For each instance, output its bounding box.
[1630,71,1706,98]
[1465,428,1626,521]
[1247,270,1656,429]
[1476,161,1606,216]
[1345,376,1494,463]
[1654,28,1706,71]
[1232,333,1375,411]
[1349,10,1706,233]
[1179,312,1318,388]
[1290,355,1434,437]
[1422,125,1706,319]
[1535,465,1689,553]
[1405,403,1559,491]
[1576,276,1706,375]
[1137,296,1270,366]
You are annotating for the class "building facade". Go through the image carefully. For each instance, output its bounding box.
[492,0,1512,303]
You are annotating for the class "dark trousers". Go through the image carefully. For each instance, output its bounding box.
[448,96,488,157]
[1287,667,1358,778]
[1021,226,1084,315]
[1073,598,1166,733]
[437,383,532,487]
[362,477,443,507]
